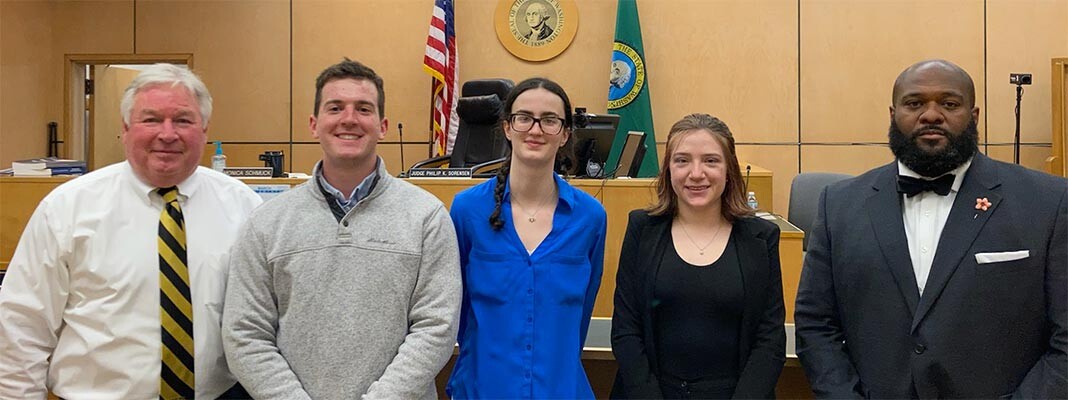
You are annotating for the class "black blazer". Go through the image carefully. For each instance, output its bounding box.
[610,210,786,399]
[795,153,1068,399]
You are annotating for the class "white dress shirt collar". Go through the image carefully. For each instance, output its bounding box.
[124,161,203,203]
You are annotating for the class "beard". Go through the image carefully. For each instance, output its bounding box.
[888,118,979,177]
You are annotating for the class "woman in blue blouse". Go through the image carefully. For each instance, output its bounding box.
[446,77,607,399]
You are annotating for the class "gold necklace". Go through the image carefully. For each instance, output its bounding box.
[512,190,555,223]
[679,220,726,255]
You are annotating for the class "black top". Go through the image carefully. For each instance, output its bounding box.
[654,231,744,382]
[610,211,785,400]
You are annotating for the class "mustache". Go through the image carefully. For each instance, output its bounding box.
[911,125,951,136]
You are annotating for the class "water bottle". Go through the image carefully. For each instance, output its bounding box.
[212,141,227,172]
[747,191,759,210]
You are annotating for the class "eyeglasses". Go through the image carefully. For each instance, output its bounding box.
[508,113,566,135]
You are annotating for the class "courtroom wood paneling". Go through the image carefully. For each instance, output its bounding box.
[802,145,1053,179]
[643,1,798,143]
[53,1,133,54]
[985,145,1054,173]
[801,0,985,144]
[985,0,1068,145]
[0,1,57,168]
[136,0,290,143]
[736,144,800,217]
[292,1,432,147]
[291,143,321,175]
[801,145,894,175]
[0,178,68,264]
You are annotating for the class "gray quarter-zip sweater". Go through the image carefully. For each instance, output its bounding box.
[223,160,461,400]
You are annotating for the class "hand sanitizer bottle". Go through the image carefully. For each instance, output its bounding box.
[747,191,759,210]
[212,141,227,172]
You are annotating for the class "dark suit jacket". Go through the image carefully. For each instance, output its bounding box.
[795,153,1068,399]
[611,210,786,399]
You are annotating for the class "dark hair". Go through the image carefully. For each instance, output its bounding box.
[647,113,753,222]
[313,57,385,118]
[488,77,575,230]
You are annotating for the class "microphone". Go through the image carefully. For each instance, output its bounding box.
[398,122,406,177]
[744,164,751,193]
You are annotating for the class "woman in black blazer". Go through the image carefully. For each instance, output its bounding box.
[611,114,785,399]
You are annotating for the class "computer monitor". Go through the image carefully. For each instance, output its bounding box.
[572,113,620,178]
[613,131,647,178]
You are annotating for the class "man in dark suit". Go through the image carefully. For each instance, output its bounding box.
[795,59,1067,399]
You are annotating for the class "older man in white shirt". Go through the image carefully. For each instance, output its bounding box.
[0,64,262,399]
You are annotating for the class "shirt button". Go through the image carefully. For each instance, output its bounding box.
[343,221,349,227]
[527,289,533,295]
[525,372,531,379]
[914,344,926,354]
[526,344,532,351]
[924,211,930,217]
[921,246,928,253]
[527,316,533,323]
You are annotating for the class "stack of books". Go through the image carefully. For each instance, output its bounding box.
[10,157,87,176]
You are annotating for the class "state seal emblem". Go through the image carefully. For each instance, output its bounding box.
[608,41,645,110]
[509,0,561,47]
[494,0,579,61]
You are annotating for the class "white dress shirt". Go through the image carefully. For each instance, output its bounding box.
[899,158,972,296]
[0,162,262,399]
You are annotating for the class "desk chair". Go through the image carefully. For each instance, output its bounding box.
[788,172,852,251]
[409,79,514,177]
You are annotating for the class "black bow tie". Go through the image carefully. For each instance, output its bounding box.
[897,174,955,197]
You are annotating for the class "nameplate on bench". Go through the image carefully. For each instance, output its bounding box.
[223,167,274,177]
[407,168,473,178]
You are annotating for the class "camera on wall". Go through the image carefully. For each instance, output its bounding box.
[1010,73,1032,85]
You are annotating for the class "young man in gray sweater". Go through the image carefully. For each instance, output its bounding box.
[222,58,462,400]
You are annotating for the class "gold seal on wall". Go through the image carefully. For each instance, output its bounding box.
[495,0,578,62]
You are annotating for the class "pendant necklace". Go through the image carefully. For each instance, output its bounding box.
[679,220,725,255]
[512,190,555,223]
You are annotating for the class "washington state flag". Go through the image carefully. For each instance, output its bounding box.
[606,0,656,177]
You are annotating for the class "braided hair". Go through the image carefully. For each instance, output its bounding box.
[488,77,575,230]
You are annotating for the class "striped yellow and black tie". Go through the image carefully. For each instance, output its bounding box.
[158,187,194,400]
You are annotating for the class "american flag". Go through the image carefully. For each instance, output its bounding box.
[423,0,459,157]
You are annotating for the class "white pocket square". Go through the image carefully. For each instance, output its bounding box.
[974,250,1030,264]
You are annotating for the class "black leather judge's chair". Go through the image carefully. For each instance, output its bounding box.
[787,172,852,251]
[409,78,514,177]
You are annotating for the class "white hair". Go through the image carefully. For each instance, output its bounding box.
[120,63,212,128]
[610,60,632,89]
